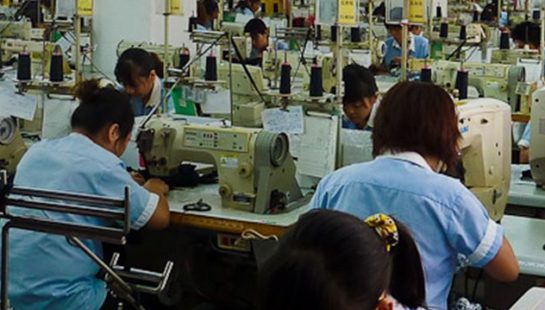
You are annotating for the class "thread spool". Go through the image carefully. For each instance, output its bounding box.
[205,55,217,81]
[49,49,64,83]
[436,6,442,18]
[420,67,432,82]
[331,25,337,42]
[440,23,448,38]
[316,25,322,41]
[273,3,278,13]
[499,32,510,49]
[17,52,31,81]
[350,27,361,43]
[179,50,190,69]
[309,64,323,97]
[455,70,469,100]
[279,63,291,95]
[533,10,540,20]
[459,25,467,40]
[473,11,479,22]
[261,3,266,14]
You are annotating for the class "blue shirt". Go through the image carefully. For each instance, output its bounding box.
[383,35,429,71]
[310,152,503,309]
[6,133,159,310]
[236,6,254,16]
[129,78,175,117]
[342,117,372,130]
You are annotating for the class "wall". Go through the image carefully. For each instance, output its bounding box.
[92,0,196,78]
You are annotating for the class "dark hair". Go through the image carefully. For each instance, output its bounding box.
[343,64,378,105]
[372,81,461,168]
[236,0,260,10]
[480,2,498,22]
[71,79,134,139]
[202,0,219,15]
[259,209,426,310]
[511,21,541,48]
[244,18,267,39]
[115,48,160,88]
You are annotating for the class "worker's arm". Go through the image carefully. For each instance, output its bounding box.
[483,237,519,282]
[143,178,170,230]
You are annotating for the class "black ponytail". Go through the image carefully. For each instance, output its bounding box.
[389,219,427,309]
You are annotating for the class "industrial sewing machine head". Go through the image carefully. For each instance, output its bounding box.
[457,98,512,221]
[136,116,305,214]
[430,60,525,110]
[491,48,541,65]
[0,117,27,175]
[530,87,545,187]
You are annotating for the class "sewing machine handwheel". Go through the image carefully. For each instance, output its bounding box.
[0,117,17,145]
[270,133,289,167]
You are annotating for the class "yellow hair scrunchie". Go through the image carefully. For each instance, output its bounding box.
[365,214,399,252]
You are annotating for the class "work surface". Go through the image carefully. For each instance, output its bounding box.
[167,184,311,236]
[508,165,545,208]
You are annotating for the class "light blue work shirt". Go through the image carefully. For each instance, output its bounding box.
[383,35,429,71]
[129,78,175,116]
[310,152,503,310]
[518,121,531,149]
[342,117,372,130]
[6,133,159,310]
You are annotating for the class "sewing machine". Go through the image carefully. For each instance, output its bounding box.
[457,98,512,221]
[0,20,31,40]
[430,23,490,45]
[0,38,56,63]
[491,49,541,65]
[0,117,27,174]
[431,60,525,110]
[529,87,545,187]
[116,40,182,68]
[218,62,267,127]
[137,117,305,214]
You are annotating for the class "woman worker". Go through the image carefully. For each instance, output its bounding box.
[115,48,174,116]
[311,82,519,309]
[342,64,380,130]
[6,80,170,309]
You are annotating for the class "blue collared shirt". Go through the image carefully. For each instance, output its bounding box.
[383,35,429,71]
[6,133,159,310]
[129,78,175,117]
[310,152,503,309]
[236,6,255,16]
[342,117,372,130]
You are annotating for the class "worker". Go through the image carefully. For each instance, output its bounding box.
[235,0,261,16]
[195,0,219,31]
[14,0,51,27]
[511,21,541,49]
[114,48,174,116]
[310,82,519,310]
[6,79,170,310]
[510,22,540,163]
[243,18,269,63]
[342,64,379,130]
[382,23,429,72]
[259,209,426,310]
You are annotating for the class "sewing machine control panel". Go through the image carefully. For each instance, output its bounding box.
[183,128,250,153]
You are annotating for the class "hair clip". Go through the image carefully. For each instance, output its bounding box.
[365,213,399,252]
